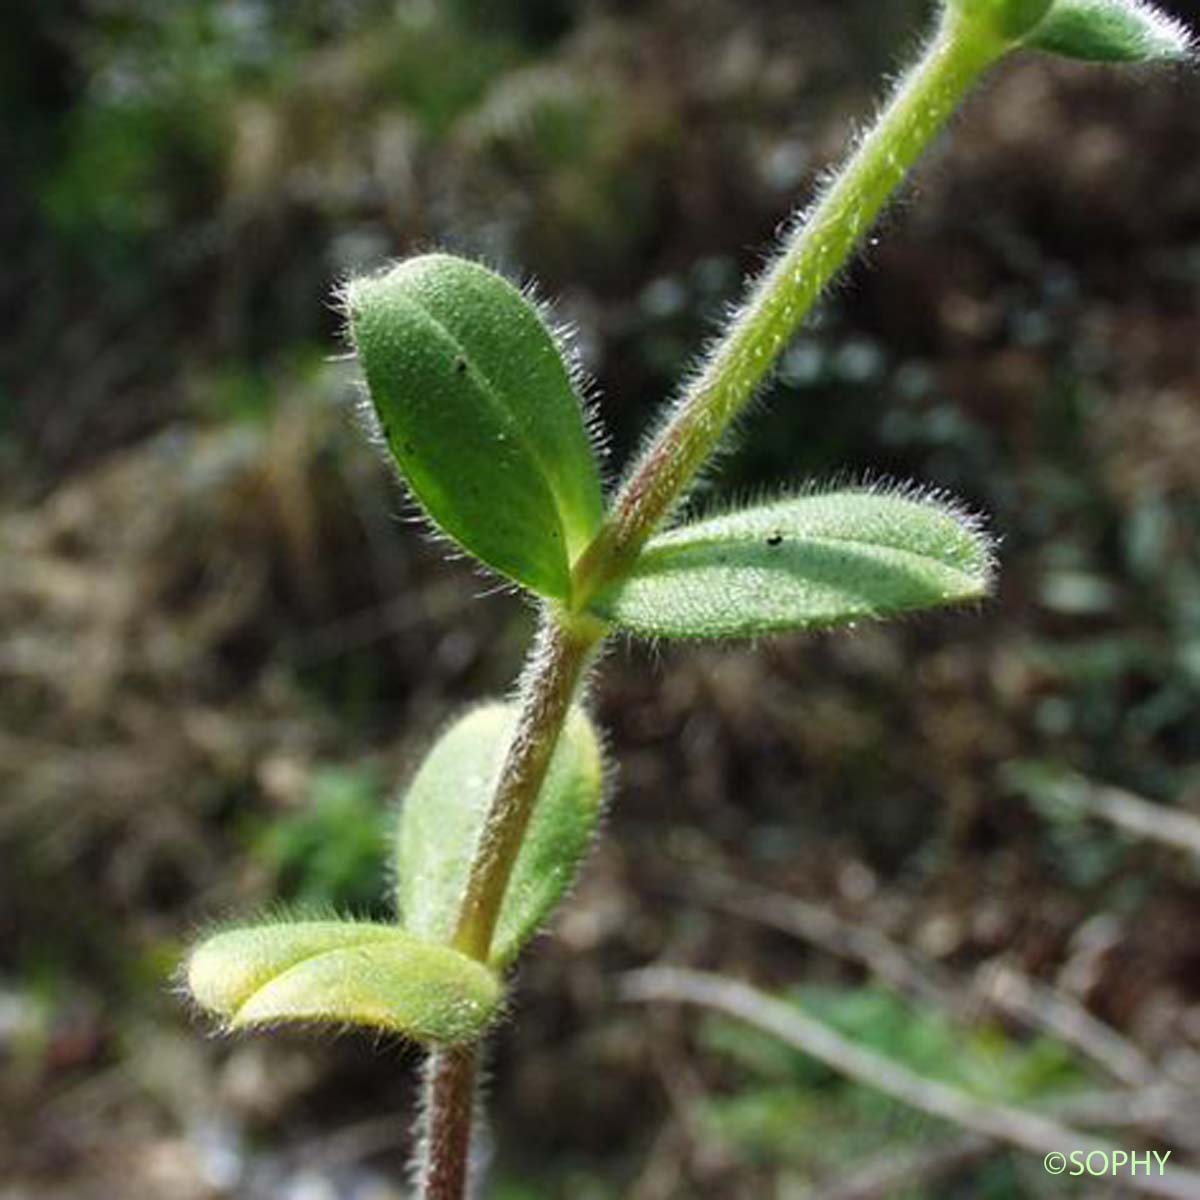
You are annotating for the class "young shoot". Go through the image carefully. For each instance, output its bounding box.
[183,2,1193,1196]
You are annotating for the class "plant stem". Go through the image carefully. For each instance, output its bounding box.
[417,13,1010,1197]
[452,612,602,961]
[417,612,602,1199]
[419,1045,479,1200]
[572,10,1007,601]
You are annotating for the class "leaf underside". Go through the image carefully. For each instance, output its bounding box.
[589,489,995,640]
[186,921,501,1043]
[347,254,604,600]
[1025,0,1193,61]
[396,702,603,968]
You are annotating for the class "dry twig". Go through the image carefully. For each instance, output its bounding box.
[686,872,1162,1093]
[623,966,1200,1200]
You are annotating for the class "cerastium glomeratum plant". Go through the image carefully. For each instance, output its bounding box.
[184,2,1193,1195]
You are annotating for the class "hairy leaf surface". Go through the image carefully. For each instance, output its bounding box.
[589,489,994,639]
[346,255,604,599]
[187,921,500,1042]
[1023,0,1192,61]
[396,702,603,968]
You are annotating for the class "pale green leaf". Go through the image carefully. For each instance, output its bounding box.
[186,920,501,1043]
[587,489,995,640]
[345,255,605,599]
[1024,0,1193,61]
[396,702,603,968]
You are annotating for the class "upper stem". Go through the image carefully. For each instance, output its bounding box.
[572,10,1007,603]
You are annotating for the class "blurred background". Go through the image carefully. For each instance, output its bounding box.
[3,0,1200,1196]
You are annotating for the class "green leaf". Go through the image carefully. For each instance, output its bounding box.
[186,920,501,1043]
[344,254,605,600]
[396,702,603,968]
[1023,0,1193,61]
[587,488,995,640]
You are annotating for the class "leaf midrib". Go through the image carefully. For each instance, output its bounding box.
[636,527,985,581]
[393,293,585,571]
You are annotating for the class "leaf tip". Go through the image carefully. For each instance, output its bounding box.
[1024,0,1195,64]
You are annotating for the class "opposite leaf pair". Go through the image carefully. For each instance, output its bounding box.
[347,257,995,641]
[187,703,603,1043]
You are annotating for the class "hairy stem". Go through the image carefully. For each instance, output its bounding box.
[418,612,602,1199]
[418,1045,480,1200]
[417,12,1011,1197]
[452,612,602,960]
[572,10,1006,601]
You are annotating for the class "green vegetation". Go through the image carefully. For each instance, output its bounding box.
[4,0,1197,1197]
[175,1,1193,1195]
[251,766,389,913]
[699,983,1085,1165]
